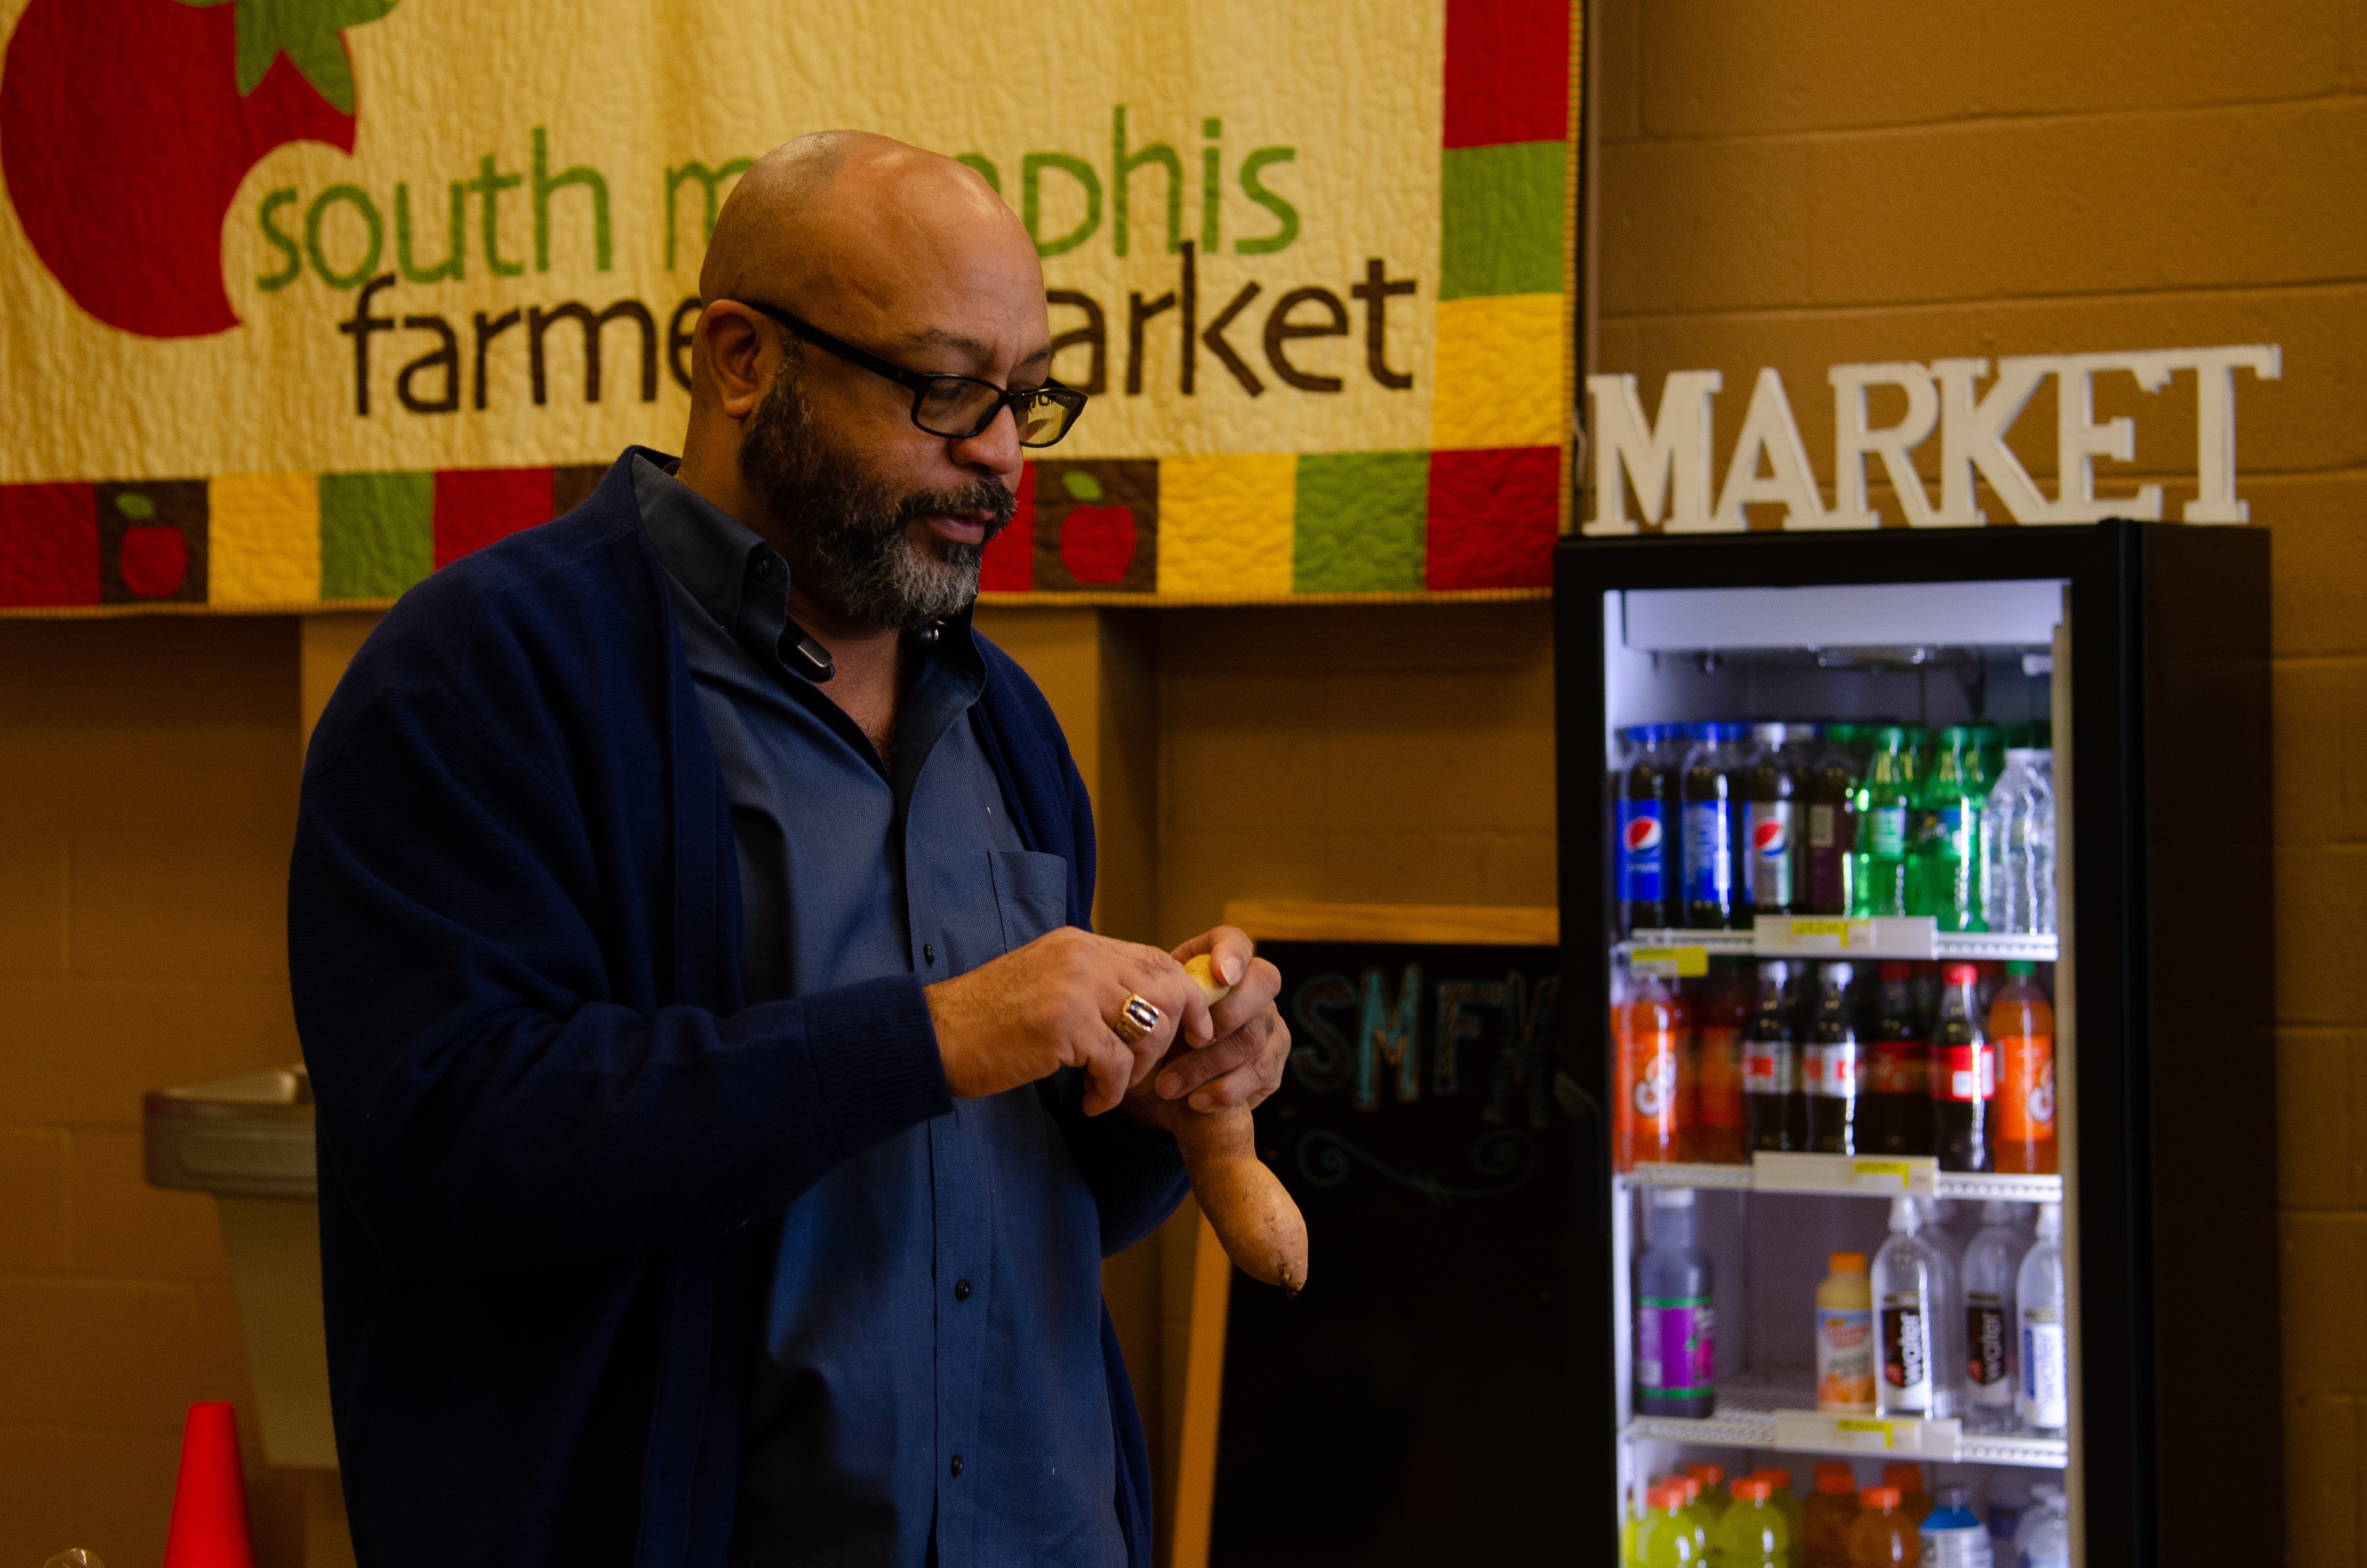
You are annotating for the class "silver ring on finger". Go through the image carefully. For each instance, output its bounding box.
[1112,993,1162,1044]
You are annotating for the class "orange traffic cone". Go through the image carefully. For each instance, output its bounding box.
[160,1402,254,1568]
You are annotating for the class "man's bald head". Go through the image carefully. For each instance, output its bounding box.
[698,131,1039,338]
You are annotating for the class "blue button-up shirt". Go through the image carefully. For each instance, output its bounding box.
[633,458,1128,1568]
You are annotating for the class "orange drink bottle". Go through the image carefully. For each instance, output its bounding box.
[1691,960,1751,1163]
[1615,972,1688,1168]
[1801,1464,1859,1568]
[1989,960,2058,1173]
[1844,1486,1915,1566]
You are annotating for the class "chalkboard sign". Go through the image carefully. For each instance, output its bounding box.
[1205,924,1581,1567]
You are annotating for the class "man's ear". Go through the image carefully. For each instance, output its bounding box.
[697,302,772,420]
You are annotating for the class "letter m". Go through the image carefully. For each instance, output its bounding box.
[1584,370,1723,535]
[1353,964,1422,1112]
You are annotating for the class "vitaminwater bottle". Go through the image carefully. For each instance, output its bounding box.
[1917,1486,1993,1567]
[1802,1465,1859,1568]
[1927,963,1996,1173]
[1844,1487,1915,1567]
[1802,725,1863,916]
[1907,728,1988,931]
[1635,1188,1716,1418]
[1879,1463,1929,1530]
[2017,1202,2069,1439]
[1805,962,1862,1154]
[1860,962,1930,1156]
[1634,1482,1703,1566]
[1962,1202,2029,1434]
[1715,1476,1792,1568]
[1746,1470,1805,1567]
[1683,724,1743,928]
[1815,1251,1876,1413]
[1744,961,1807,1153]
[1873,1197,1942,1418]
[1988,962,2057,1174]
[1621,724,1680,934]
[1740,723,1800,919]
[1691,960,1752,1164]
[1615,971,1686,1170]
[1852,728,1913,918]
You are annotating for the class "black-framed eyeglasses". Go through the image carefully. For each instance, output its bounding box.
[739,300,1088,449]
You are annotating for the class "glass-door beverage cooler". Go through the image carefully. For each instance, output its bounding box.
[1552,523,2276,1568]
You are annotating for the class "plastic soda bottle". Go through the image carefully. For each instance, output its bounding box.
[1683,724,1743,928]
[1746,1470,1806,1567]
[1802,725,1863,915]
[1852,728,1913,918]
[1879,1463,1929,1529]
[1679,1476,1714,1556]
[1845,1487,1915,1567]
[2017,1202,2069,1438]
[1907,728,1988,931]
[1740,723,1801,919]
[1620,724,1679,934]
[1615,970,1687,1169]
[1961,1202,2029,1434]
[1714,1476,1791,1568]
[1805,962,1863,1154]
[1988,963,2056,1174]
[1916,1485,1993,1567]
[1802,1464,1860,1568]
[1634,1482,1704,1566]
[1691,960,1752,1164]
[1634,1188,1716,1417]
[1927,963,1996,1173]
[1860,963,1930,1156]
[1873,1197,1943,1418]
[1688,1463,1730,1523]
[1744,962,1807,1153]
[1815,1251,1876,1412]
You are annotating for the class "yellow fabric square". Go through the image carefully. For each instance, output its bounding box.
[209,473,321,605]
[1430,294,1566,452]
[1156,453,1297,599]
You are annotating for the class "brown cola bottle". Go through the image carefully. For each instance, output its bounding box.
[1928,962,1997,1172]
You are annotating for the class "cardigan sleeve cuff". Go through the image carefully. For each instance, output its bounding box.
[799,974,953,1159]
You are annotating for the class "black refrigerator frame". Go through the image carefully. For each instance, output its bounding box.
[1550,521,2277,1567]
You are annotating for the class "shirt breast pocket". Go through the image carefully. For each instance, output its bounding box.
[988,849,1070,953]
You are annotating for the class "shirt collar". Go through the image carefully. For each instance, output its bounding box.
[630,449,985,687]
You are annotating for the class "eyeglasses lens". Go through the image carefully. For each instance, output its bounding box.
[915,379,1001,437]
[1015,395,1075,447]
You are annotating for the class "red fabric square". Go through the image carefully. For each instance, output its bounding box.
[434,468,556,569]
[1426,446,1562,590]
[1442,0,1572,149]
[0,482,99,606]
[980,462,1035,591]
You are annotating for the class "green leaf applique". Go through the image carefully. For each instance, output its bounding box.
[177,0,399,115]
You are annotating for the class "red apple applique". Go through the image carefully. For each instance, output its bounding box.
[113,491,187,596]
[1,0,396,338]
[1056,470,1137,585]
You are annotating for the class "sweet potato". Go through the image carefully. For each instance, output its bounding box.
[1147,954,1308,1295]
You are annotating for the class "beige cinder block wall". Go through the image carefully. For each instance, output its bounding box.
[1584,1,2367,1559]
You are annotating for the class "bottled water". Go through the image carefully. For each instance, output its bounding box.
[2016,1486,2070,1567]
[1961,1202,2031,1434]
[1981,750,2055,934]
[1873,1196,1959,1418]
[1918,1485,1994,1567]
[2016,1203,2069,1439]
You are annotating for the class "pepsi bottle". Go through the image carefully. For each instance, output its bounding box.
[1739,722,1800,920]
[1681,724,1742,929]
[1617,725,1678,934]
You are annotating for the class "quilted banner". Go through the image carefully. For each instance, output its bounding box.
[0,0,1575,613]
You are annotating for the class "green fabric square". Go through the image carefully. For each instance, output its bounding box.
[320,471,434,599]
[1439,141,1566,301]
[1292,451,1428,593]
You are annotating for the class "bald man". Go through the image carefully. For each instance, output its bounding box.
[289,133,1289,1567]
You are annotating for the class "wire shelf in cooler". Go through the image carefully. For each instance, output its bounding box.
[1621,917,2058,967]
[1617,1155,2061,1204]
[1621,1377,2069,1469]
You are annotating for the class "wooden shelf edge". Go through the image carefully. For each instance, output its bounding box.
[1220,901,1560,947]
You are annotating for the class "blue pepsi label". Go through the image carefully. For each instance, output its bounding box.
[1617,801,1665,905]
[1683,801,1731,902]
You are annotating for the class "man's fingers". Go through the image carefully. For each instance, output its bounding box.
[1172,924,1256,989]
[1126,946,1214,1044]
[1208,956,1282,1037]
[1155,1006,1285,1101]
[1078,1027,1135,1116]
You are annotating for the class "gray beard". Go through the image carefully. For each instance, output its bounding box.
[737,370,1017,632]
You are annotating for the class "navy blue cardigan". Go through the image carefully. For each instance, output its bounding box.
[288,451,1169,1566]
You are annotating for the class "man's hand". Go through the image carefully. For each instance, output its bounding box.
[924,927,1214,1115]
[1130,926,1290,1119]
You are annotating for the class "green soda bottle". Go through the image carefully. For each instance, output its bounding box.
[1633,1482,1703,1565]
[1851,727,1912,918]
[1908,727,1989,931]
[1710,1476,1792,1567]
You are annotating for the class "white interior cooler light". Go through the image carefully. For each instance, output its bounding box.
[1622,580,2068,653]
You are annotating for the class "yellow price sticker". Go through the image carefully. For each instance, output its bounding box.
[1852,1159,1914,1190]
[1834,1418,1899,1447]
[1631,947,1710,979]
[1791,919,1852,939]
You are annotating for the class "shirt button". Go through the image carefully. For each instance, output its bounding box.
[924,943,937,964]
[954,1279,972,1301]
[950,1455,965,1477]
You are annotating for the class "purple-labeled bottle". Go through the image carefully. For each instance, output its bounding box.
[1634,1187,1717,1418]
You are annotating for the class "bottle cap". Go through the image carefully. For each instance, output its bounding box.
[1830,1250,1868,1272]
[1889,1195,1917,1232]
[1731,1477,1773,1503]
[1878,961,1911,980]
[1861,1485,1901,1509]
[1943,962,1981,985]
[1935,1485,1972,1508]
[1687,1463,1723,1486]
[1646,1482,1686,1511]
[1682,1477,1702,1501]
[1813,1463,1855,1493]
[1752,1467,1792,1490]
[1882,1462,1924,1489]
[2005,960,2035,977]
[1823,962,1854,987]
